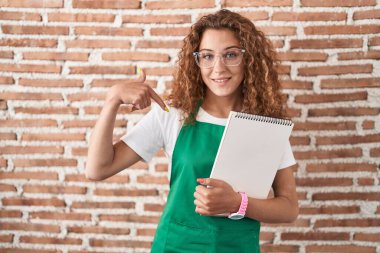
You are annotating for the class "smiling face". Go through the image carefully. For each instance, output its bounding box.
[198,28,245,102]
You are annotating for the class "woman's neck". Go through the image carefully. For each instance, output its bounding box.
[202,93,243,118]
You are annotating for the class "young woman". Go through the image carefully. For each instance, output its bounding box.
[86,9,298,253]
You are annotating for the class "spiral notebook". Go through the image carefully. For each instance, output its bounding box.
[210,111,294,199]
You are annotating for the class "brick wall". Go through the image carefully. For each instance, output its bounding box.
[0,0,379,252]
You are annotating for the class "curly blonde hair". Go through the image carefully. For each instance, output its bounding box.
[168,9,286,124]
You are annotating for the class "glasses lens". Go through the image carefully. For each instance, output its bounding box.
[194,49,244,68]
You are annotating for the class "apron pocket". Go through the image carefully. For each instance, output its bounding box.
[164,219,213,253]
[214,228,260,253]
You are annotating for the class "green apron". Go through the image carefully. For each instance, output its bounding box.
[151,118,260,253]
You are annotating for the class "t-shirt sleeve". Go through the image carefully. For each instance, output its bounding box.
[121,104,164,162]
[278,140,296,170]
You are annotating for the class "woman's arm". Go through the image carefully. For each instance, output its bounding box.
[194,164,299,223]
[85,70,167,181]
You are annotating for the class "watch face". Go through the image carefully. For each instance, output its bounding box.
[228,213,244,220]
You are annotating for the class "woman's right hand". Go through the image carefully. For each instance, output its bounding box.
[105,68,167,111]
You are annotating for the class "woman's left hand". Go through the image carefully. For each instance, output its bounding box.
[194,178,241,216]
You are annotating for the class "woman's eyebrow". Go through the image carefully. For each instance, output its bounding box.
[198,46,241,52]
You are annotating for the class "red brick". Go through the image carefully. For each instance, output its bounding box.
[0,171,58,180]
[369,36,380,46]
[301,0,376,7]
[0,210,23,218]
[312,192,380,201]
[0,146,63,154]
[0,157,8,166]
[306,163,377,173]
[90,238,151,248]
[0,76,14,84]
[19,78,83,87]
[99,214,160,224]
[259,26,296,36]
[321,77,380,89]
[146,0,214,9]
[277,52,328,61]
[68,226,130,235]
[73,0,139,9]
[300,205,360,215]
[66,92,106,102]
[15,106,79,115]
[0,183,16,192]
[357,177,375,186]
[315,218,380,228]
[137,175,169,184]
[23,184,86,194]
[23,52,88,61]
[13,159,77,167]
[136,40,182,49]
[75,26,142,36]
[296,177,353,187]
[0,234,13,243]
[144,203,165,212]
[0,119,57,127]
[223,0,292,7]
[17,132,73,144]
[338,50,380,60]
[90,78,157,88]
[2,25,69,35]
[354,9,380,20]
[316,134,380,145]
[2,197,65,207]
[370,147,380,157]
[0,92,63,100]
[0,38,57,47]
[71,201,135,209]
[294,148,362,160]
[235,11,269,21]
[151,27,190,36]
[354,232,380,242]
[272,11,347,21]
[293,121,356,131]
[69,66,134,75]
[305,25,380,35]
[290,136,310,146]
[308,107,380,117]
[102,52,170,62]
[48,13,115,22]
[0,0,63,8]
[155,163,168,172]
[144,67,175,76]
[290,39,362,49]
[0,100,7,109]
[66,39,131,49]
[94,188,158,196]
[0,249,60,253]
[20,236,82,245]
[280,80,313,89]
[0,63,61,73]
[281,232,349,241]
[0,222,60,233]
[30,211,91,221]
[362,120,375,129]
[0,50,13,59]
[123,14,191,24]
[261,244,299,253]
[306,245,376,253]
[137,228,156,236]
[0,11,41,21]
[71,148,87,156]
[298,64,372,76]
[295,91,367,103]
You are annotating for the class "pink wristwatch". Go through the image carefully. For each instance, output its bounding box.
[228,192,248,220]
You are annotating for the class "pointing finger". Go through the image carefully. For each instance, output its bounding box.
[148,87,169,112]
[135,67,146,83]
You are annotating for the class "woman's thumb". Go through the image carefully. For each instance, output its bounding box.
[136,67,146,83]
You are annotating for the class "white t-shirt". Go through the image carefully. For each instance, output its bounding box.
[122,104,296,174]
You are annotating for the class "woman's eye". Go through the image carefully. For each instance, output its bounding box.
[225,52,238,59]
[201,54,214,60]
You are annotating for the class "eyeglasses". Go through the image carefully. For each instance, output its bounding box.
[193,48,245,68]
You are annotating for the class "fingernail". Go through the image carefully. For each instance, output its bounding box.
[164,106,169,112]
[197,178,204,184]
[137,66,142,75]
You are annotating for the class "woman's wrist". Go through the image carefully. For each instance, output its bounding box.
[230,191,242,213]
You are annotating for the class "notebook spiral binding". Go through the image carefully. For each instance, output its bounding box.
[234,112,293,126]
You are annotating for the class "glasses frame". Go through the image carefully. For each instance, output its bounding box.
[193,49,246,69]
